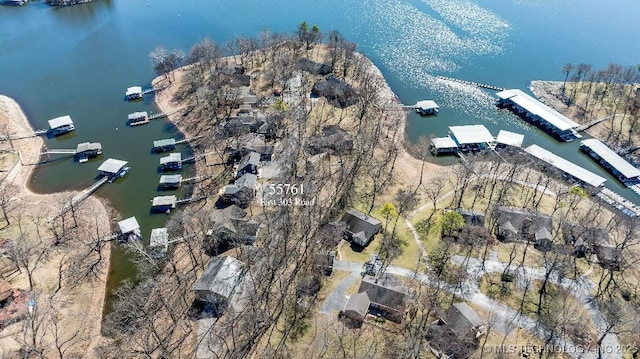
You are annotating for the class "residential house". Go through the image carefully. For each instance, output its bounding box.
[342,292,369,327]
[341,209,382,247]
[192,256,246,316]
[357,274,409,323]
[494,206,553,244]
[595,245,622,271]
[457,208,485,227]
[235,152,260,178]
[427,302,485,359]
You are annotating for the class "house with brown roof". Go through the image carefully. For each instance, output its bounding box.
[341,209,382,247]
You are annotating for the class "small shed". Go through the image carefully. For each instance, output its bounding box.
[151,195,177,213]
[148,228,169,258]
[128,111,149,126]
[343,292,370,327]
[153,138,177,152]
[159,174,182,189]
[341,209,382,247]
[98,158,130,178]
[192,256,246,315]
[118,216,141,241]
[414,100,439,116]
[160,153,182,170]
[125,86,143,100]
[48,115,75,135]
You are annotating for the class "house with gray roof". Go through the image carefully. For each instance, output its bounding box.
[192,256,246,315]
[343,292,369,327]
[494,206,553,245]
[341,209,382,247]
[357,274,409,323]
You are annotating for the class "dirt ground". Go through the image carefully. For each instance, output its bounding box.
[0,95,112,358]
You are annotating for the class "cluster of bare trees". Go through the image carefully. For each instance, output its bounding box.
[561,62,640,148]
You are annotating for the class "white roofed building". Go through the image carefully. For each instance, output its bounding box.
[118,216,141,241]
[48,115,75,135]
[497,89,580,142]
[98,158,130,178]
[496,130,525,148]
[449,125,494,152]
[126,86,143,100]
[430,136,458,155]
[414,100,439,116]
[580,138,640,184]
[525,144,606,187]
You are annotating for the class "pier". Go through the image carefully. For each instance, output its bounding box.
[42,142,102,162]
[575,116,611,132]
[176,193,210,205]
[47,176,109,222]
[436,76,506,91]
[0,129,48,141]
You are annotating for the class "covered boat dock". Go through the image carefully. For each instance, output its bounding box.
[449,125,495,152]
[151,195,177,213]
[580,138,640,184]
[153,138,177,152]
[125,86,143,100]
[128,111,149,126]
[48,115,75,136]
[525,144,606,187]
[160,153,182,170]
[98,158,130,180]
[430,136,458,155]
[495,130,524,148]
[496,89,580,142]
[159,174,182,189]
[414,100,439,116]
[118,216,141,241]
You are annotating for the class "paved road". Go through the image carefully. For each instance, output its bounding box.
[331,259,619,359]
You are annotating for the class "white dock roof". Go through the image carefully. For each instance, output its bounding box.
[160,153,182,165]
[415,100,439,110]
[449,125,494,145]
[159,174,182,184]
[118,216,140,234]
[48,115,73,129]
[431,136,458,149]
[152,195,177,207]
[128,111,148,120]
[525,144,606,187]
[496,130,525,147]
[581,139,640,179]
[98,158,128,174]
[126,86,142,95]
[497,89,579,132]
[76,142,102,152]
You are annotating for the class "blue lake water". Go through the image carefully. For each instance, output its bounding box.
[1,0,639,306]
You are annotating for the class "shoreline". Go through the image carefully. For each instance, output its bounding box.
[0,94,112,357]
[152,53,446,198]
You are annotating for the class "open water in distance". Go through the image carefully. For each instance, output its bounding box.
[1,0,639,310]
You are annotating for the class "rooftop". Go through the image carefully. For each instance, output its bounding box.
[344,291,370,319]
[449,125,494,145]
[48,115,73,129]
[342,209,382,246]
[159,174,182,184]
[160,153,182,165]
[126,86,142,95]
[153,138,176,148]
[431,136,458,149]
[525,144,606,187]
[149,227,168,249]
[581,138,640,179]
[235,173,258,190]
[495,130,525,147]
[76,142,102,153]
[152,195,177,207]
[442,302,484,340]
[118,216,140,234]
[497,89,580,131]
[98,158,128,174]
[192,256,246,300]
[128,111,148,120]
[415,100,439,111]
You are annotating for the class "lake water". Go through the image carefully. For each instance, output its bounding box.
[1,0,639,306]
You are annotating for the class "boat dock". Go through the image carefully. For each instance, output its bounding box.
[42,142,103,162]
[0,129,48,141]
[176,193,210,205]
[436,76,506,91]
[580,138,640,184]
[525,144,606,188]
[597,188,640,217]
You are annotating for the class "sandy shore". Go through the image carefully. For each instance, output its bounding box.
[0,95,111,357]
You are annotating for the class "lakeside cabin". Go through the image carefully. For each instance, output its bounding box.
[580,138,640,185]
[151,195,177,213]
[125,86,143,101]
[98,158,131,180]
[414,100,439,116]
[128,111,149,126]
[496,89,581,142]
[75,142,102,162]
[525,144,606,188]
[159,174,182,189]
[118,216,141,241]
[153,138,177,152]
[160,153,182,171]
[48,115,75,136]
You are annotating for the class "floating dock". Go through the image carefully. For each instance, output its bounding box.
[496,89,581,142]
[153,138,177,152]
[160,153,182,170]
[98,158,131,181]
[151,195,177,213]
[580,138,640,185]
[159,174,182,189]
[597,188,640,217]
[414,100,439,116]
[525,144,606,188]
[43,142,102,162]
[48,115,75,136]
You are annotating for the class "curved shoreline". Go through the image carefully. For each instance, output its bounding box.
[0,94,111,357]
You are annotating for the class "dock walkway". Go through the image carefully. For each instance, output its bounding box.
[0,129,48,141]
[47,176,109,222]
[436,76,506,91]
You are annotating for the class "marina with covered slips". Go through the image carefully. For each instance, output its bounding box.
[430,125,524,155]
